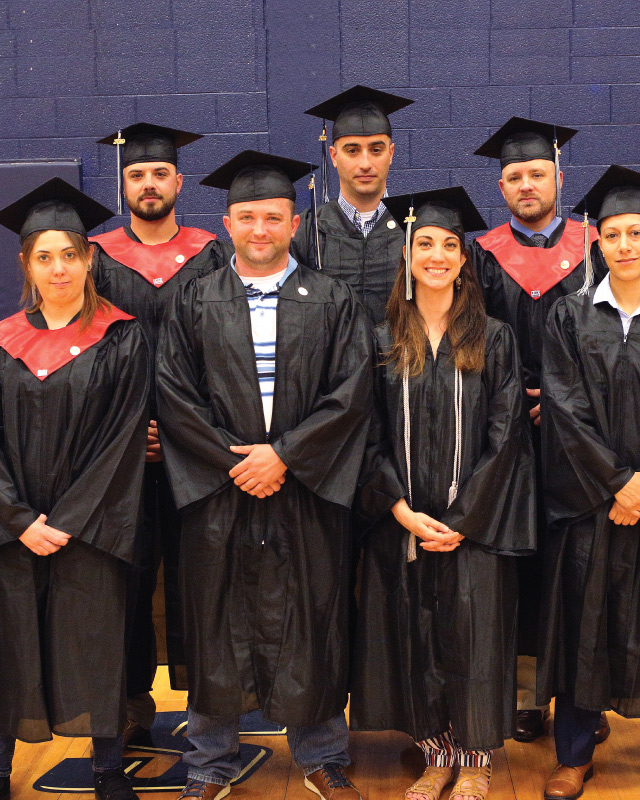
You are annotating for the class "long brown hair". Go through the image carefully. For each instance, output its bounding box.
[20,230,110,331]
[386,234,486,375]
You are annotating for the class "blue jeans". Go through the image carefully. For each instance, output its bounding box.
[0,736,15,777]
[183,707,350,786]
[554,694,600,768]
[0,734,123,774]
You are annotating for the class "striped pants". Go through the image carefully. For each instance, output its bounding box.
[417,729,491,768]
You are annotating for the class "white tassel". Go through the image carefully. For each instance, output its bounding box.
[554,138,562,218]
[403,357,417,562]
[114,129,125,216]
[577,211,593,297]
[447,367,463,506]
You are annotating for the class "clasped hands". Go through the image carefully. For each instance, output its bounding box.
[392,498,464,552]
[229,444,287,499]
[20,513,71,556]
[610,471,640,526]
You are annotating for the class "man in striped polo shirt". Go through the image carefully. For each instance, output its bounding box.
[157,151,372,800]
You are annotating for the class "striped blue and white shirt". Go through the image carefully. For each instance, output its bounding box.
[231,255,298,434]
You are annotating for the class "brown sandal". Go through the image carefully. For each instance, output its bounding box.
[449,764,492,800]
[404,766,454,800]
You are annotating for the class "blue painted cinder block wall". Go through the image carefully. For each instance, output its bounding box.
[1,0,639,237]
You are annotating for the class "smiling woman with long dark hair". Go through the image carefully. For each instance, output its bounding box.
[350,187,536,800]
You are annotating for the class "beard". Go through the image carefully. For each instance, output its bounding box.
[510,193,556,225]
[126,190,177,222]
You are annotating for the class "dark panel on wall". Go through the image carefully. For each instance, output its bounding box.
[0,1,637,252]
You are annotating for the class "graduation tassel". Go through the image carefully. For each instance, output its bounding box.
[553,126,562,218]
[448,367,463,507]
[113,129,125,216]
[320,121,330,204]
[402,354,417,562]
[404,196,417,301]
[308,171,322,271]
[577,209,593,296]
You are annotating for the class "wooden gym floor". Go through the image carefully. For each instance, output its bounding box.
[9,667,640,800]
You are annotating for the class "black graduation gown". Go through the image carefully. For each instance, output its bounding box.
[470,222,607,390]
[156,264,372,725]
[91,225,224,415]
[0,311,148,742]
[350,319,536,750]
[92,225,223,691]
[538,292,640,716]
[470,222,607,655]
[291,200,404,327]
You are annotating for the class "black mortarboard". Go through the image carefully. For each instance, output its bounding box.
[200,150,317,206]
[305,85,413,143]
[383,187,487,300]
[98,122,202,168]
[98,123,202,214]
[0,177,114,243]
[573,165,640,228]
[383,187,487,240]
[474,117,577,168]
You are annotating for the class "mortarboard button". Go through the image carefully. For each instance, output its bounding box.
[298,287,308,296]
[70,346,81,356]
[175,254,185,263]
[560,260,570,270]
[387,220,396,229]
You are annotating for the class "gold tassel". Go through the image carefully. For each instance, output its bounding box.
[404,207,416,300]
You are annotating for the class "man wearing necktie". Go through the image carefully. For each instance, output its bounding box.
[469,117,608,746]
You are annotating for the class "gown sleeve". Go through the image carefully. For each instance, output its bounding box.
[440,322,537,554]
[541,298,634,528]
[354,330,406,529]
[155,279,248,511]
[270,285,373,509]
[44,320,150,564]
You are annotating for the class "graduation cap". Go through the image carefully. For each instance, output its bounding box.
[383,187,487,301]
[571,165,640,296]
[573,164,640,226]
[98,122,202,214]
[200,150,317,206]
[475,117,578,218]
[0,177,115,243]
[304,85,413,202]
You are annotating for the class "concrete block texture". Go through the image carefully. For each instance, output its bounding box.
[0,0,637,227]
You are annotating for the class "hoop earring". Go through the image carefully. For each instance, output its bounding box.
[455,276,462,290]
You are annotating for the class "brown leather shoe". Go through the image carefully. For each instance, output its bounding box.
[176,779,230,800]
[594,712,610,745]
[544,762,593,800]
[514,708,549,742]
[304,763,362,800]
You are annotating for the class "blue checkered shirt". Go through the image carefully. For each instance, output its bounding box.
[338,192,388,237]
